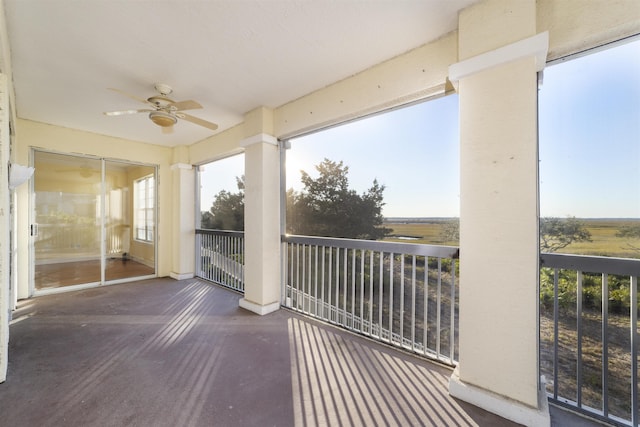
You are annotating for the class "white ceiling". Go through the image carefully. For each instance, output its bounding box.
[4,0,476,147]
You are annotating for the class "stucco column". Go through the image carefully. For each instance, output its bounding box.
[169,163,195,280]
[239,133,281,315]
[0,73,9,382]
[447,1,549,426]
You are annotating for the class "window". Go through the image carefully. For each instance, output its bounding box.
[134,174,155,242]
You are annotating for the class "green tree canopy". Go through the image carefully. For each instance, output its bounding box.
[201,159,390,240]
[287,159,390,240]
[200,176,245,231]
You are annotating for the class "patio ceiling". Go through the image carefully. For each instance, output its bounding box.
[3,0,477,147]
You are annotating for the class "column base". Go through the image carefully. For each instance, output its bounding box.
[169,272,194,280]
[239,298,280,316]
[448,367,550,427]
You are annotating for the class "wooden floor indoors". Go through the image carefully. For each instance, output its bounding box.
[35,258,155,289]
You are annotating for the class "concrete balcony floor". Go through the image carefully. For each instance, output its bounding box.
[2,278,593,426]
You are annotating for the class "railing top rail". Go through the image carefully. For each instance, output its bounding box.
[283,234,459,259]
[540,252,640,276]
[195,228,245,237]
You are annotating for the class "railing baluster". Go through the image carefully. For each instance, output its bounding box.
[400,254,405,346]
[335,247,340,323]
[411,255,416,352]
[360,249,365,331]
[436,257,442,358]
[602,273,609,417]
[553,267,559,400]
[577,270,583,408]
[389,253,394,343]
[424,256,429,355]
[314,245,318,317]
[343,248,348,326]
[351,249,356,329]
[631,275,638,427]
[321,246,326,318]
[450,257,456,363]
[369,250,374,336]
[328,247,333,320]
[378,251,383,339]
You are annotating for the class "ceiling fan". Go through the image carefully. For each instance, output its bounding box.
[103,83,218,134]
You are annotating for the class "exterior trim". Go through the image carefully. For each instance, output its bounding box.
[239,298,280,316]
[240,133,278,148]
[449,367,550,427]
[170,163,192,171]
[449,32,549,86]
[169,272,194,280]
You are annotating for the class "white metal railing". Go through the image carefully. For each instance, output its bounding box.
[282,234,460,365]
[540,253,639,427]
[195,229,245,292]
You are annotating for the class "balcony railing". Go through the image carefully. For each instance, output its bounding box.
[194,228,638,426]
[281,235,460,366]
[195,229,245,292]
[540,253,639,427]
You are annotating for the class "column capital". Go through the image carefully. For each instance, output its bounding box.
[240,133,278,148]
[449,32,548,88]
[170,163,192,171]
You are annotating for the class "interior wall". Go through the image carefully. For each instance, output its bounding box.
[14,119,172,298]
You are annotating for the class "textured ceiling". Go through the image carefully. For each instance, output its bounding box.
[4,0,476,147]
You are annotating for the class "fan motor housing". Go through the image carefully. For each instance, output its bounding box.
[149,111,177,127]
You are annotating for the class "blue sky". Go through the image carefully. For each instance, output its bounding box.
[539,38,640,218]
[200,38,639,219]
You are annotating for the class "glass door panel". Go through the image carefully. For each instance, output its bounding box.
[34,152,102,290]
[104,161,156,281]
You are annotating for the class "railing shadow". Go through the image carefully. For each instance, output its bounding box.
[288,316,511,427]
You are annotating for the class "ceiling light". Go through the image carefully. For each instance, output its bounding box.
[149,111,177,127]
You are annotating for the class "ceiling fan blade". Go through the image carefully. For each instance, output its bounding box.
[108,88,154,106]
[103,109,153,116]
[178,113,219,131]
[162,125,174,134]
[170,100,202,111]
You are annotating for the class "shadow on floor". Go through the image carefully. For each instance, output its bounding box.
[1,277,581,426]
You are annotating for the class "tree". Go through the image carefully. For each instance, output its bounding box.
[616,224,640,254]
[200,176,244,231]
[288,158,391,240]
[439,219,460,244]
[540,216,592,252]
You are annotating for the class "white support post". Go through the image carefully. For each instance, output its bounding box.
[0,73,9,383]
[170,163,195,280]
[448,1,550,426]
[239,133,281,315]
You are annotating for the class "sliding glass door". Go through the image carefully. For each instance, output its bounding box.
[33,151,156,292]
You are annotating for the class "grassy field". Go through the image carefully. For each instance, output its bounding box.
[383,218,640,259]
[383,218,459,246]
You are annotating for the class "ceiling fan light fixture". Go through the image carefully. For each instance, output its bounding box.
[149,110,177,127]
